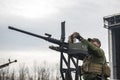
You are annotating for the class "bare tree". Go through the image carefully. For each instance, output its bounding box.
[10,70,15,80]
[0,69,5,80]
[0,68,10,80]
[0,61,62,80]
[26,68,33,80]
[37,66,41,80]
[33,61,37,80]
[36,61,50,80]
[6,67,9,80]
[55,64,60,80]
[40,67,50,80]
[0,72,1,80]
[18,63,28,80]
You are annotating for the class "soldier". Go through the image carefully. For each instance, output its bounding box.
[68,32,109,80]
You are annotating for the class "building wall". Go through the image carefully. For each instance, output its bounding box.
[109,27,120,79]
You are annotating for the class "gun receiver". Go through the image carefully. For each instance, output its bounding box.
[0,59,17,69]
[8,26,68,48]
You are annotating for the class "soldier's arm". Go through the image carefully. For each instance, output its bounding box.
[81,39,104,57]
[69,32,104,57]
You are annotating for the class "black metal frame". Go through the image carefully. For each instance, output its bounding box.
[60,22,82,80]
[60,53,82,80]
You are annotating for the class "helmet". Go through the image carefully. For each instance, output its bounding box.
[88,38,101,45]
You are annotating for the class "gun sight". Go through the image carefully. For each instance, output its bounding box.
[45,33,52,37]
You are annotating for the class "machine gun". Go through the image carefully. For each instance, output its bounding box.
[8,22,88,80]
[0,59,17,69]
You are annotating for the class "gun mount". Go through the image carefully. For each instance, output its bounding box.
[8,22,88,80]
[0,59,17,69]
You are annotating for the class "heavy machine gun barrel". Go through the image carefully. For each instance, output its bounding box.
[8,26,68,48]
[0,59,17,69]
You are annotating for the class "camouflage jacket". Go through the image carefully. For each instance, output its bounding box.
[82,39,106,65]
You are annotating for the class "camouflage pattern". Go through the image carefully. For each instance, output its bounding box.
[82,39,106,80]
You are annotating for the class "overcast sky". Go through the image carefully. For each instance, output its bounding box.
[0,0,120,68]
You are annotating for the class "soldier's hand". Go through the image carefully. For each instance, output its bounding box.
[68,32,83,43]
[68,32,77,43]
[72,32,80,38]
[68,36,73,43]
[72,32,83,41]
